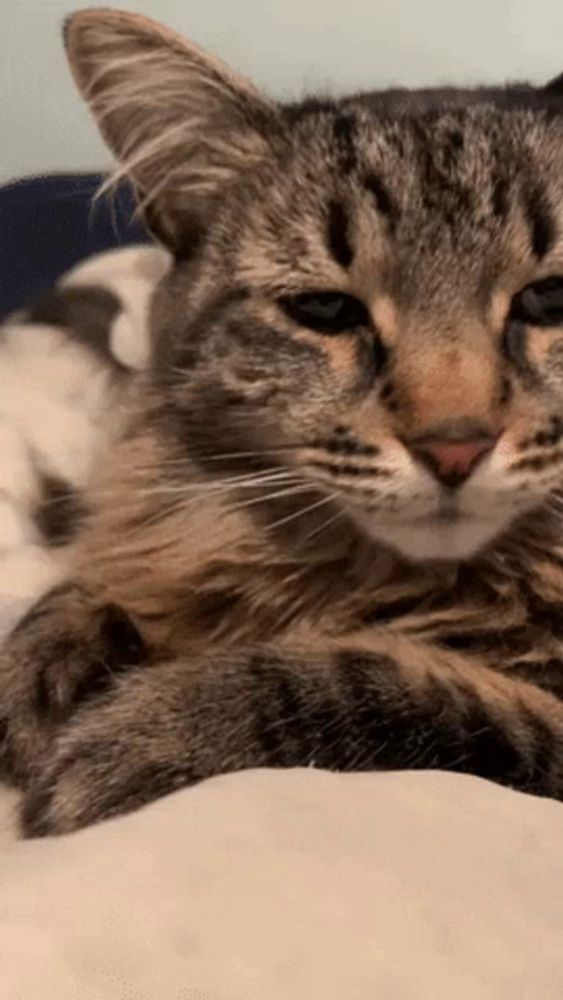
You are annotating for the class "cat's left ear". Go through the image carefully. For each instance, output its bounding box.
[64,9,280,254]
[545,71,563,96]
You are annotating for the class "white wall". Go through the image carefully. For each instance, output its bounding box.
[1,0,563,183]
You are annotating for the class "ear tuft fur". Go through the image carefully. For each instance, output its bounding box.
[64,9,279,251]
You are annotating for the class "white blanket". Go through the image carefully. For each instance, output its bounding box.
[1,768,563,998]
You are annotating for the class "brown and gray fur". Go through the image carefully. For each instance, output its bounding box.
[2,8,563,836]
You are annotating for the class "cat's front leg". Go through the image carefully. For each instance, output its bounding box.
[0,582,147,785]
[20,641,563,837]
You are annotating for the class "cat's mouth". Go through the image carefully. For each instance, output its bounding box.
[351,504,509,563]
[410,496,461,526]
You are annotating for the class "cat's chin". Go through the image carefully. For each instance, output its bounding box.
[353,511,509,563]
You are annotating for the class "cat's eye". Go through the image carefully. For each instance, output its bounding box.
[279,292,371,335]
[509,277,563,328]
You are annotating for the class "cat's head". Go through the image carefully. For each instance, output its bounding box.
[65,9,563,562]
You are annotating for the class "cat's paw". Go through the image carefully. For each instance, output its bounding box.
[18,662,198,835]
[20,717,191,837]
[0,583,147,782]
[20,743,116,836]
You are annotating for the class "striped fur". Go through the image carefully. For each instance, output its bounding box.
[1,10,563,835]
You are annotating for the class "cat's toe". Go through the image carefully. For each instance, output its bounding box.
[21,752,111,837]
[20,779,58,837]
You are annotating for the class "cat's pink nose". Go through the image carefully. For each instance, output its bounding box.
[413,437,495,488]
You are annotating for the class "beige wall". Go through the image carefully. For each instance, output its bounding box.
[1,0,562,182]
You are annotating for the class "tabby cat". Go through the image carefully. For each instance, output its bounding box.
[2,8,563,836]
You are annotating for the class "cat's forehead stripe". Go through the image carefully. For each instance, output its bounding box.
[332,112,358,174]
[362,173,399,230]
[524,184,556,260]
[326,199,354,268]
[491,174,510,220]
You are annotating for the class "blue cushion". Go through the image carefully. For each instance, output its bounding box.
[0,173,152,320]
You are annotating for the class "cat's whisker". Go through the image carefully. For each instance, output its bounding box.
[302,508,346,542]
[137,445,306,470]
[86,468,301,502]
[545,497,563,519]
[121,485,311,542]
[196,447,303,461]
[136,469,301,497]
[101,477,313,545]
[224,483,313,513]
[266,492,341,532]
[140,459,293,481]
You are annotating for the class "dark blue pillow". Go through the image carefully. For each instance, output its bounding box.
[0,173,152,320]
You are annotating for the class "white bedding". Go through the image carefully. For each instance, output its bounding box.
[1,768,562,998]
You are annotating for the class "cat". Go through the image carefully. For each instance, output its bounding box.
[1,7,563,837]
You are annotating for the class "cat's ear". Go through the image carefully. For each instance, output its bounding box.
[545,71,563,96]
[64,9,279,253]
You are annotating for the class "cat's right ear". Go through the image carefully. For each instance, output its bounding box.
[64,9,280,254]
